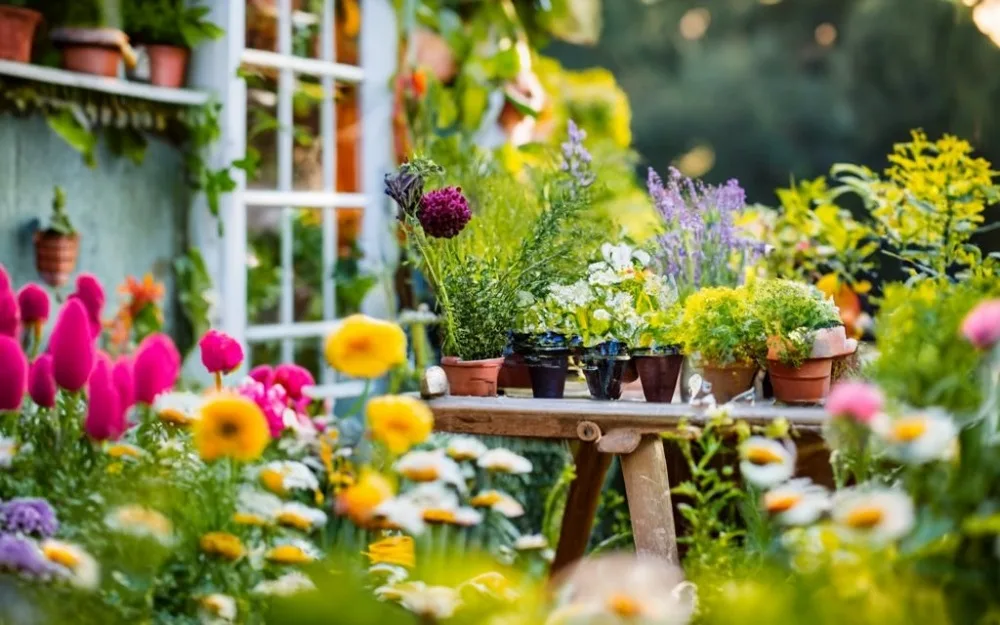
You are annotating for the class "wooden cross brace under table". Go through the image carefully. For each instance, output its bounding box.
[425,395,827,576]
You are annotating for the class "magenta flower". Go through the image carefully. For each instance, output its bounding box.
[249,364,275,386]
[274,363,315,400]
[199,329,244,375]
[70,273,105,339]
[418,186,472,238]
[237,378,290,438]
[826,381,884,424]
[0,265,9,293]
[0,287,19,339]
[112,357,135,414]
[0,336,27,411]
[17,284,49,327]
[48,299,95,392]
[27,354,56,409]
[961,299,1000,350]
[85,356,124,441]
[132,333,181,404]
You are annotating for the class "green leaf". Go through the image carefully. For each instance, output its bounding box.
[460,83,489,131]
[46,109,97,168]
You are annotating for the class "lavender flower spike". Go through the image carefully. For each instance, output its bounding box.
[0,534,58,579]
[0,498,59,537]
[561,120,596,191]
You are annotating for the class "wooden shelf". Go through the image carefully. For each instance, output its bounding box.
[0,59,210,107]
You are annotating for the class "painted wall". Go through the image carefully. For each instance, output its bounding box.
[0,114,188,330]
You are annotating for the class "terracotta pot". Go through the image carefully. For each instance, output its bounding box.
[440,356,504,397]
[767,357,834,405]
[528,355,568,399]
[61,45,121,77]
[0,6,41,63]
[145,44,189,88]
[34,232,80,288]
[634,353,684,403]
[498,357,532,389]
[700,363,757,404]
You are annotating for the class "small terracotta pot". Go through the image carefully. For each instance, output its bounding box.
[700,363,757,404]
[767,357,834,405]
[528,355,568,399]
[0,5,41,63]
[498,357,532,389]
[440,356,504,397]
[34,232,80,288]
[634,352,684,403]
[61,45,121,77]
[146,44,189,88]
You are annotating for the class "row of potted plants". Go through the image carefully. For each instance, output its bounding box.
[0,0,220,87]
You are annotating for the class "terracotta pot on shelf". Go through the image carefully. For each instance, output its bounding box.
[145,44,189,88]
[51,28,133,78]
[498,356,532,389]
[766,326,858,405]
[33,232,79,289]
[633,347,684,403]
[440,356,504,397]
[0,5,42,63]
[700,363,757,404]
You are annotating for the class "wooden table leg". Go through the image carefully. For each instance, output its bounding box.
[621,434,678,564]
[550,441,612,576]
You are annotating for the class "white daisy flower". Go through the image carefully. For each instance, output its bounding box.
[470,490,525,518]
[452,507,484,527]
[377,582,462,620]
[372,497,426,536]
[198,593,237,624]
[369,563,409,585]
[41,539,99,590]
[460,571,520,602]
[0,436,17,468]
[233,487,282,526]
[762,478,830,526]
[400,482,461,511]
[395,450,466,492]
[446,437,488,462]
[255,460,320,495]
[265,538,322,565]
[831,487,915,544]
[105,505,174,546]
[874,408,958,464]
[153,391,204,426]
[739,437,796,487]
[253,572,316,596]
[478,449,533,475]
[514,534,549,551]
[275,502,328,533]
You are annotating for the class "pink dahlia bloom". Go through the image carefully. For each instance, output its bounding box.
[199,329,244,374]
[27,354,56,409]
[0,287,19,340]
[0,336,27,411]
[249,364,275,386]
[274,363,315,400]
[826,381,884,424]
[112,357,135,414]
[16,284,49,328]
[48,299,95,392]
[237,378,291,438]
[70,273,105,339]
[85,356,124,441]
[418,186,471,238]
[132,333,181,404]
[961,299,1000,350]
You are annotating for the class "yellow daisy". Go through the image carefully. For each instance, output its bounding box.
[336,471,394,527]
[192,393,270,462]
[266,539,320,565]
[324,314,407,378]
[199,532,246,561]
[365,536,415,569]
[366,395,434,455]
[42,539,100,590]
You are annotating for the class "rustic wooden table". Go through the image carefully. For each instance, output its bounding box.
[426,390,827,575]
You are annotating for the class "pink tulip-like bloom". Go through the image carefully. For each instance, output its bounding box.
[85,356,124,441]
[249,364,275,386]
[112,358,135,414]
[17,284,49,327]
[0,336,27,411]
[237,378,292,438]
[0,265,9,293]
[27,354,56,409]
[274,363,315,400]
[0,287,19,339]
[961,299,1000,350]
[70,273,105,339]
[48,299,95,392]
[826,381,884,424]
[132,333,181,404]
[199,329,244,375]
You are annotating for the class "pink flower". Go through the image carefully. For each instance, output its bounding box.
[0,287,19,339]
[112,357,135,414]
[826,381,884,424]
[961,299,1000,350]
[249,365,275,386]
[199,329,244,375]
[16,284,49,327]
[0,336,27,411]
[237,378,289,438]
[27,354,56,409]
[48,299,95,392]
[70,273,105,339]
[85,356,124,441]
[132,333,181,404]
[274,364,315,400]
[0,265,9,293]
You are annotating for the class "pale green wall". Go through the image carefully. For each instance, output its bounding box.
[0,114,188,329]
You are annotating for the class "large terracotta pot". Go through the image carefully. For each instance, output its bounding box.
[34,232,79,288]
[767,357,834,405]
[440,356,504,397]
[700,363,757,404]
[0,5,41,63]
[146,44,189,88]
[61,45,121,77]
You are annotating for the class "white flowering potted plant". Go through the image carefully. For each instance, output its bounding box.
[749,279,854,404]
[511,291,577,399]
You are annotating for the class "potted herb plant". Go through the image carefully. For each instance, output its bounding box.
[512,292,575,399]
[48,0,136,77]
[34,186,79,289]
[750,279,855,404]
[679,286,766,403]
[0,0,42,62]
[124,0,222,88]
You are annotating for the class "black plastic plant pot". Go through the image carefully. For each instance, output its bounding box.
[528,354,569,398]
[632,345,684,403]
[581,340,630,401]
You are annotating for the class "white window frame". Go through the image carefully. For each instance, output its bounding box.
[187,0,398,401]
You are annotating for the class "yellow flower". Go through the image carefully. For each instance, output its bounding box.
[106,444,143,460]
[275,503,328,532]
[266,540,320,565]
[336,471,394,527]
[199,532,245,561]
[366,395,433,455]
[42,539,100,590]
[192,393,270,462]
[324,314,407,378]
[105,505,174,545]
[365,536,415,569]
[233,512,272,527]
[153,391,203,426]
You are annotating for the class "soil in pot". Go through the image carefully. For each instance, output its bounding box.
[0,6,42,63]
[581,341,629,401]
[767,357,834,405]
[634,351,684,403]
[528,355,568,399]
[700,363,757,404]
[33,232,79,288]
[146,44,189,88]
[440,356,504,397]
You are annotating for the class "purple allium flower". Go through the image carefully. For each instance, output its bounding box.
[0,498,59,537]
[0,534,57,578]
[418,186,472,238]
[561,120,595,192]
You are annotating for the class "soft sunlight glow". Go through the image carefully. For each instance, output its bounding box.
[675,144,716,178]
[815,23,838,46]
[679,8,711,41]
[974,0,1000,47]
